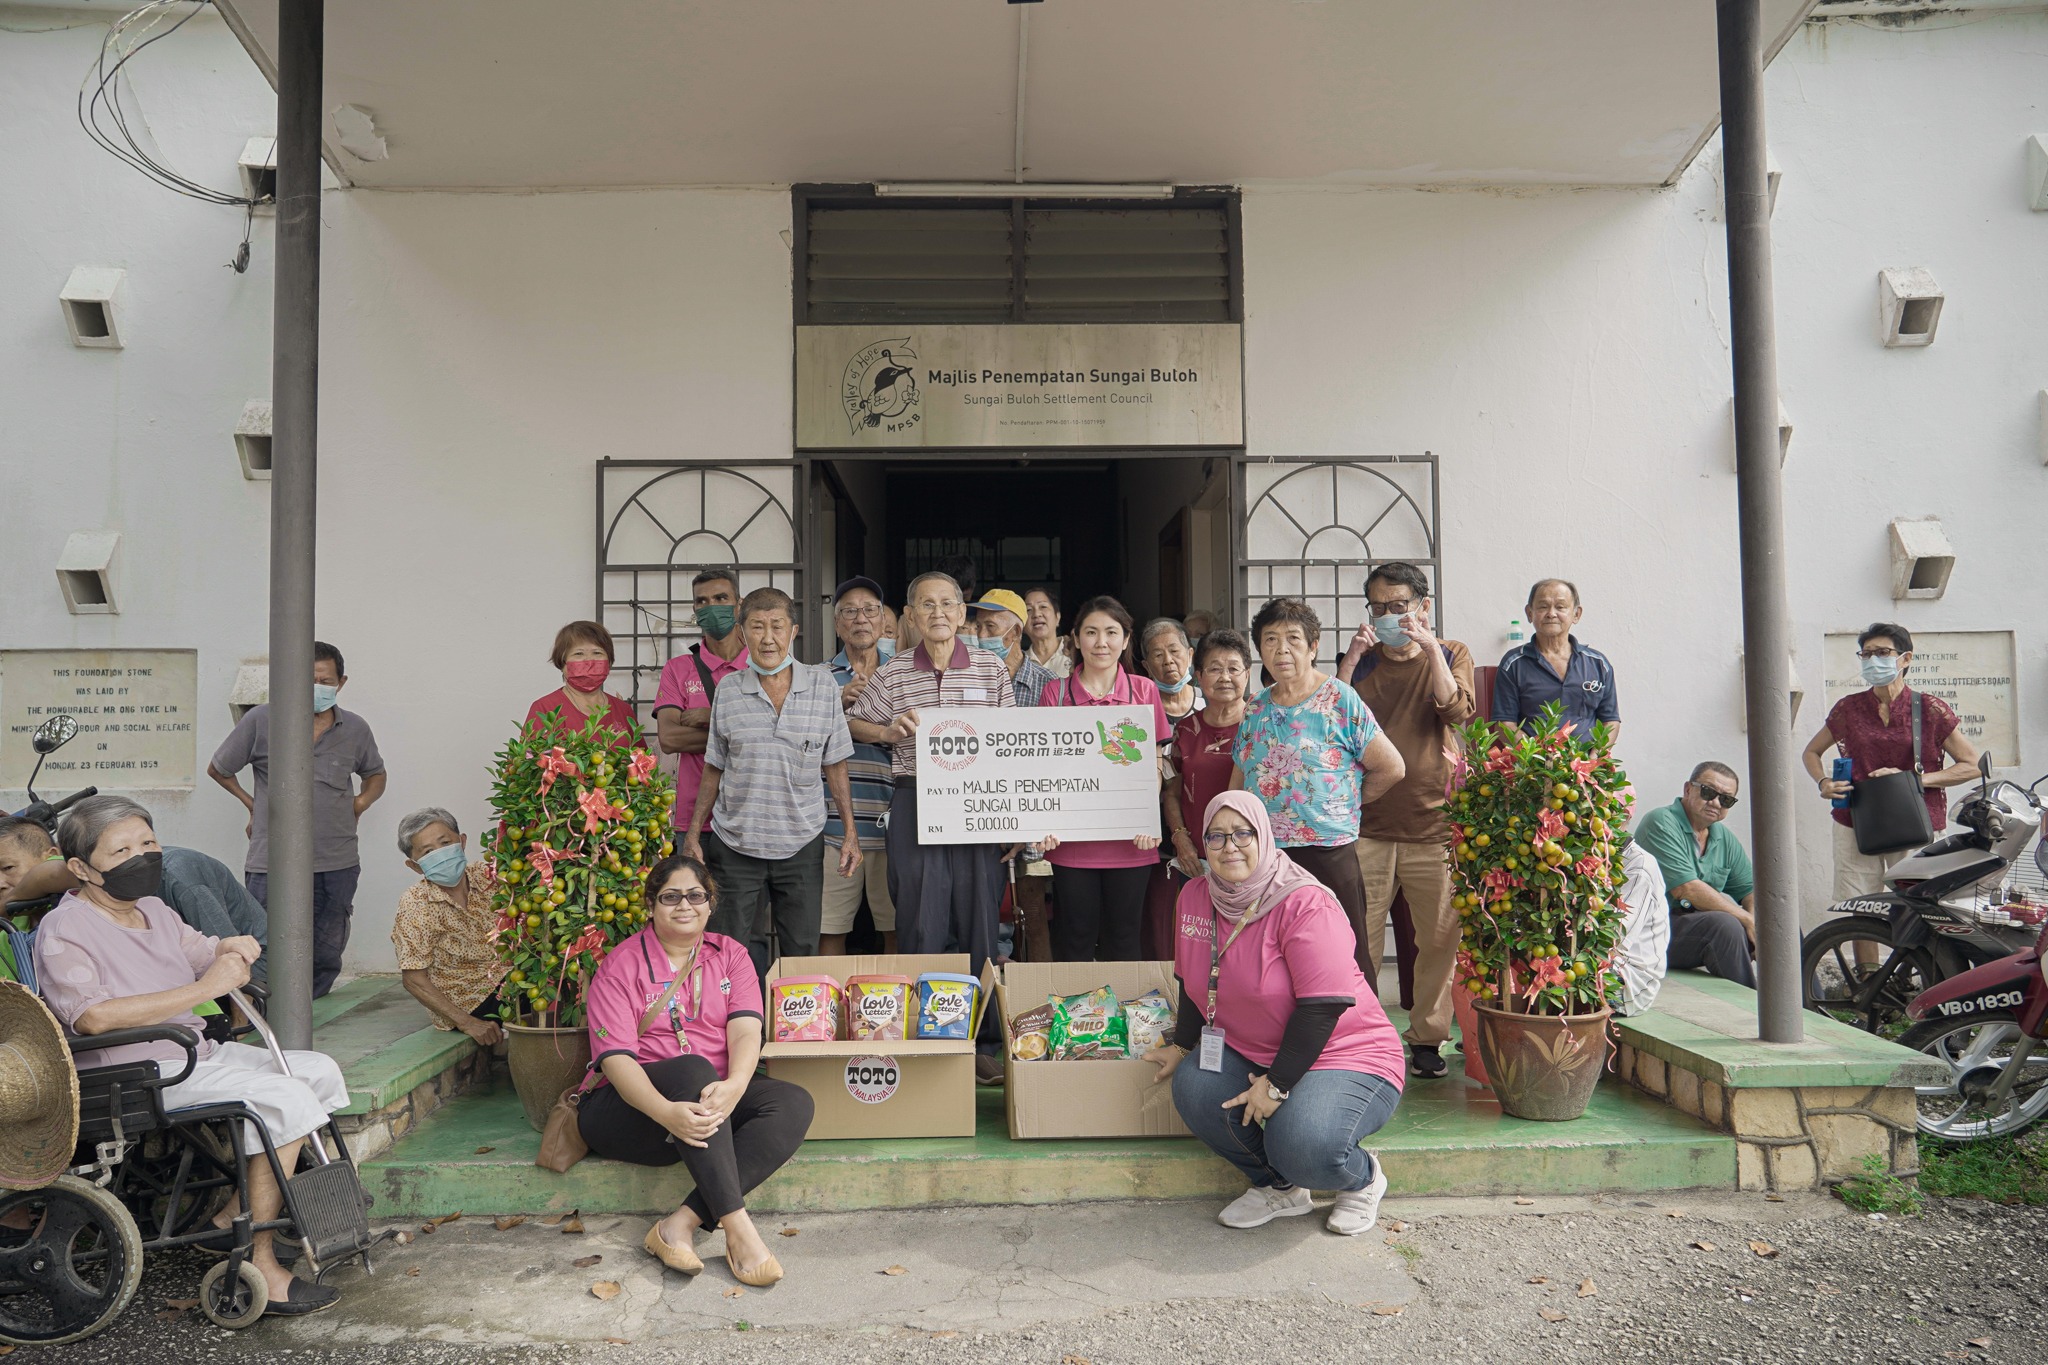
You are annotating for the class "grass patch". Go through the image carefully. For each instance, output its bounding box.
[1920,1134,2048,1206]
[1389,1241,1423,1269]
[1835,1154,1924,1216]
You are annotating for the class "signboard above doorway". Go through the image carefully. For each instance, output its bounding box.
[796,323,1243,451]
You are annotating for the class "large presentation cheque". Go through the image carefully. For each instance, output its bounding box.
[913,705,1161,845]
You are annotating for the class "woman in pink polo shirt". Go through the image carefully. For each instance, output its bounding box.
[1143,791,1405,1237]
[578,854,812,1287]
[1036,595,1169,961]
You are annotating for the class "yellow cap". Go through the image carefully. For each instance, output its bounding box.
[969,589,1029,627]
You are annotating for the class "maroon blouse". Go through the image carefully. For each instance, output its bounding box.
[1824,687,1959,831]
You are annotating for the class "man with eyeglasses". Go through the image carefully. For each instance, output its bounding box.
[820,577,898,956]
[1632,762,1756,988]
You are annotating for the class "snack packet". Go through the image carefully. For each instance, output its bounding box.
[1008,1003,1054,1062]
[1050,986,1127,1059]
[1122,990,1175,1053]
[844,975,913,1041]
[769,977,841,1042]
[915,973,980,1039]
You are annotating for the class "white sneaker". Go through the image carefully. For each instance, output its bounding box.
[1325,1160,1389,1236]
[1217,1184,1313,1229]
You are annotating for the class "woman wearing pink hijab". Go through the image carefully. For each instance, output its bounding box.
[1143,790,1405,1236]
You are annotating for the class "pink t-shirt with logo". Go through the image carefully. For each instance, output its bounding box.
[1037,669,1171,870]
[1172,878,1405,1089]
[653,644,751,829]
[583,928,761,1082]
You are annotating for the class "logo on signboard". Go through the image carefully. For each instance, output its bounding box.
[842,338,922,435]
[1096,718,1146,766]
[844,1055,900,1104]
[926,718,980,772]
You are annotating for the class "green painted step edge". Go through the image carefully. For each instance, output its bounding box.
[336,1028,478,1115]
[309,976,393,1030]
[1617,975,1948,1090]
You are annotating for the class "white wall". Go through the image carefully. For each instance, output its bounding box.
[6,4,2043,972]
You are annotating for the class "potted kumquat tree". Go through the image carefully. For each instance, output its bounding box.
[1448,702,1631,1121]
[485,710,674,1130]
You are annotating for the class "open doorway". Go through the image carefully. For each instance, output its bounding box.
[816,455,1230,629]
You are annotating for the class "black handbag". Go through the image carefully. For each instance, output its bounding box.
[1847,693,1935,856]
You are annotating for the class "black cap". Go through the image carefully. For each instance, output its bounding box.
[832,575,885,604]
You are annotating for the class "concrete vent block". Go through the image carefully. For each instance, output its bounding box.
[228,658,269,722]
[1727,397,1793,472]
[2027,135,2048,211]
[59,266,126,349]
[1738,649,1805,732]
[55,531,120,615]
[238,136,278,213]
[235,401,273,479]
[1889,517,1955,601]
[1879,268,1943,348]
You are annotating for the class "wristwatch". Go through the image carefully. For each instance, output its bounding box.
[1265,1081,1291,1102]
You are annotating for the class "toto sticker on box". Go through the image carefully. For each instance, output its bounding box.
[844,1056,901,1104]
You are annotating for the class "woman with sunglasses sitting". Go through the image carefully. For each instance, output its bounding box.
[1141,792,1405,1237]
[579,853,813,1287]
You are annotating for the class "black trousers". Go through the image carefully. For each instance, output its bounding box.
[577,1056,813,1224]
[1668,910,1757,988]
[1050,864,1154,962]
[1285,841,1372,978]
[884,786,1002,974]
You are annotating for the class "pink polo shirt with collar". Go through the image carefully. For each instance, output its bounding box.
[583,928,761,1082]
[653,642,751,829]
[1037,667,1170,870]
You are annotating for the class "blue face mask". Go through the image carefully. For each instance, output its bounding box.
[416,841,467,887]
[1156,670,1192,695]
[749,653,794,677]
[1860,654,1901,687]
[969,636,1009,655]
[877,640,897,661]
[313,683,340,713]
[1372,613,1411,648]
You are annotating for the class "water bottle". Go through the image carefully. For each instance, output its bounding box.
[1505,618,1527,650]
[1831,755,1853,809]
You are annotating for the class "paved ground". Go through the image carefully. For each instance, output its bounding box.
[28,1189,2048,1364]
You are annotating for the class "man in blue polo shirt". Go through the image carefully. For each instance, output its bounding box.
[1489,578,1620,743]
[1633,762,1756,989]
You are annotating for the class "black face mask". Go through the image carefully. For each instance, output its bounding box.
[96,851,163,902]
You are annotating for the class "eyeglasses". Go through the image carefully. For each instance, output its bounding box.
[1368,599,1416,617]
[836,604,882,620]
[1857,647,1900,659]
[1691,783,1740,809]
[914,599,963,614]
[655,888,711,908]
[1202,829,1259,850]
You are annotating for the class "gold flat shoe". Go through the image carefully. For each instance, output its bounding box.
[644,1222,703,1274]
[727,1250,784,1287]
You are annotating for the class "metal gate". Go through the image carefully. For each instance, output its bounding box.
[1236,454,1441,665]
[594,459,807,720]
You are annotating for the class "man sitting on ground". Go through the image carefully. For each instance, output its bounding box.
[391,808,506,1044]
[1633,762,1756,989]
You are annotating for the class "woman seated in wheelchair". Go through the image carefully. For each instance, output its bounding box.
[33,796,349,1317]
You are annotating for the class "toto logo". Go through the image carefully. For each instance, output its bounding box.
[925,719,981,772]
[841,337,922,436]
[844,1055,901,1105]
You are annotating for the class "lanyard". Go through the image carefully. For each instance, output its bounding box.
[1205,909,1254,1025]
[641,936,706,1040]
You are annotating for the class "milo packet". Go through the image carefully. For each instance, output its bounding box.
[1122,990,1175,1053]
[1049,986,1127,1059]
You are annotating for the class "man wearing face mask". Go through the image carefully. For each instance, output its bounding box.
[654,569,752,837]
[208,640,385,998]
[1334,562,1475,1080]
[390,807,506,1045]
[682,587,859,975]
[970,589,1053,709]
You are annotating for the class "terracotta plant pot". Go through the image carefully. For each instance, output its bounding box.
[1471,1004,1612,1122]
[503,1020,591,1133]
[1450,987,1490,1086]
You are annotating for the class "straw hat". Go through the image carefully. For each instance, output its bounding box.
[0,983,80,1190]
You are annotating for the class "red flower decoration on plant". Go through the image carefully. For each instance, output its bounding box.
[538,746,579,795]
[1574,854,1605,878]
[527,843,557,885]
[1569,757,1599,780]
[1484,746,1516,775]
[578,787,628,834]
[628,750,658,784]
[1536,808,1568,843]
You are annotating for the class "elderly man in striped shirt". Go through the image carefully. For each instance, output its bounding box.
[848,571,1017,973]
[681,587,860,976]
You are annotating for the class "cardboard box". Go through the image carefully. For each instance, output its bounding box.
[996,961,1190,1140]
[759,954,979,1140]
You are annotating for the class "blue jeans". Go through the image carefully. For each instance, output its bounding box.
[244,865,360,999]
[1172,1042,1401,1193]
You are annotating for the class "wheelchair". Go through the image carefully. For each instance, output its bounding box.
[0,989,385,1344]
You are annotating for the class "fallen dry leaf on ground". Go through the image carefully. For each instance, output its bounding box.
[590,1281,622,1301]
[1062,1355,1091,1365]
[0,1345,18,1356]
[420,1211,463,1234]
[1968,1338,1992,1348]
[494,1215,527,1232]
[393,1230,413,1246]
[1577,1279,1597,1298]
[1384,1233,1402,1246]
[541,1210,575,1226]
[779,1227,800,1237]
[1371,1304,1404,1317]
[1386,1219,1408,1232]
[1538,1307,1567,1322]
[561,1214,587,1234]
[1693,1240,1717,1252]
[1764,1193,1785,1202]
[574,1254,603,1269]
[1513,1197,1535,1206]
[475,1146,495,1155]
[930,1330,959,1339]
[1527,1276,1549,1285]
[882,1264,907,1276]
[1665,1209,1685,1219]
[405,1267,421,1277]
[1749,1240,1778,1258]
[605,1339,629,1347]
[722,1287,745,1299]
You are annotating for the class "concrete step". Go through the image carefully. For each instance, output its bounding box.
[362,1072,1734,1219]
[315,975,479,1117]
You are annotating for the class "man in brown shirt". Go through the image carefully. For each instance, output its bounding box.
[1334,562,1476,1079]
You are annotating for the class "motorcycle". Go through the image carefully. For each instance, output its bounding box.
[1800,755,2047,1037]
[1896,839,2048,1143]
